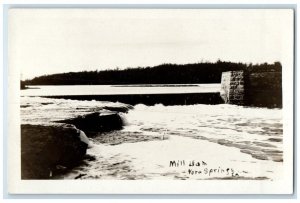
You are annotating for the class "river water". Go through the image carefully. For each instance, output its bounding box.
[20,84,283,180]
[22,84,220,96]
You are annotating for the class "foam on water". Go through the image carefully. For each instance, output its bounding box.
[21,96,283,180]
[122,103,283,162]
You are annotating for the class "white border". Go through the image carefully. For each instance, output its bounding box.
[2,0,297,197]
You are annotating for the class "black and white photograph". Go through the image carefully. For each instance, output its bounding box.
[7,8,294,194]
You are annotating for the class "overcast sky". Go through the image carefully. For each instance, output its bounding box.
[9,9,293,80]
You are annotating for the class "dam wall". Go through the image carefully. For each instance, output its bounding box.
[43,92,224,106]
[220,70,282,108]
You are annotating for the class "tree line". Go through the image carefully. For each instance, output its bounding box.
[23,61,282,85]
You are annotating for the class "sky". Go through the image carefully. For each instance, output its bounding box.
[8,9,293,80]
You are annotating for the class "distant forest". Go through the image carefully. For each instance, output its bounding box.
[23,61,282,85]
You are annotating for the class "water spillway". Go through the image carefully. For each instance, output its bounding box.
[43,92,223,106]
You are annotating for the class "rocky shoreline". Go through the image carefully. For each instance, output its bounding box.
[21,124,89,179]
[21,96,133,179]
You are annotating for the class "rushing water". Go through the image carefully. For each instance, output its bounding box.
[20,84,283,180]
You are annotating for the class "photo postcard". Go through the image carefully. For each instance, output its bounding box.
[7,8,294,194]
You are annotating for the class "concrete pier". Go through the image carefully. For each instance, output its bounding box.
[220,71,244,105]
[220,70,282,108]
